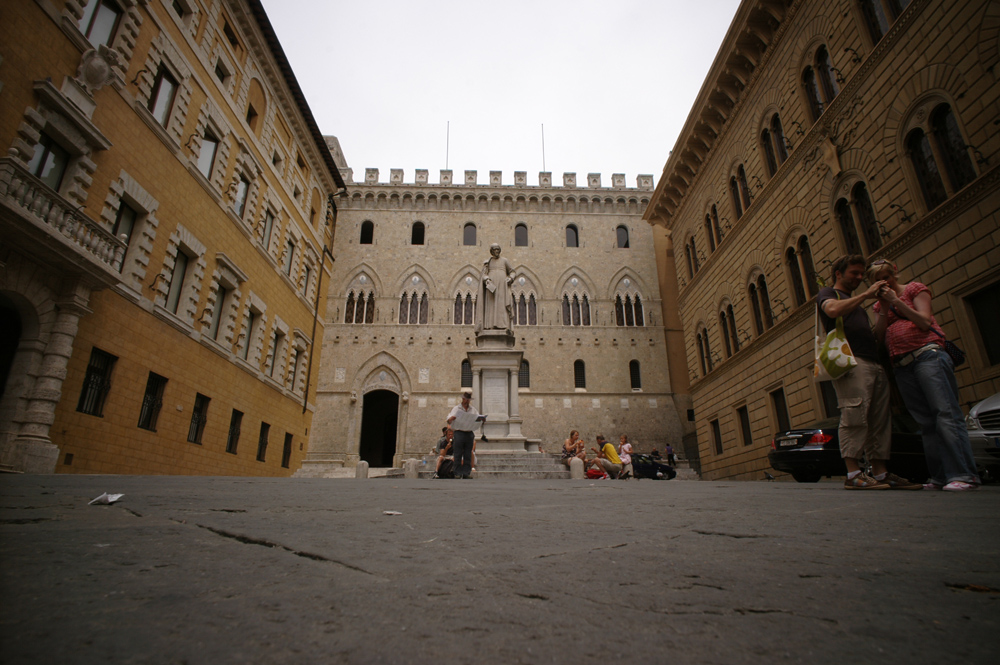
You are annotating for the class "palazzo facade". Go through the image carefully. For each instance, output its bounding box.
[644,0,1000,479]
[0,0,344,474]
[302,165,689,471]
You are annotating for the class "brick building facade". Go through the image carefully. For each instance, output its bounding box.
[643,0,1000,480]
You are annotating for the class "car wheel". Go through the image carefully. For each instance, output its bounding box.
[791,471,821,483]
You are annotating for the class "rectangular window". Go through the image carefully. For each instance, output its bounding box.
[737,405,753,447]
[235,176,250,217]
[281,433,293,468]
[302,265,311,296]
[138,372,167,431]
[284,240,295,275]
[213,60,228,84]
[197,131,219,178]
[461,360,472,388]
[289,348,301,387]
[967,281,1000,366]
[711,419,723,455]
[518,360,530,388]
[257,422,270,461]
[148,65,178,127]
[112,201,138,253]
[770,387,791,433]
[187,393,210,444]
[27,133,69,191]
[78,0,122,48]
[262,210,275,250]
[76,347,117,416]
[172,0,187,19]
[208,285,228,340]
[226,409,242,454]
[165,251,189,314]
[241,311,258,360]
[269,330,285,378]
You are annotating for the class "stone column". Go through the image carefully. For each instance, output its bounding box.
[11,294,91,473]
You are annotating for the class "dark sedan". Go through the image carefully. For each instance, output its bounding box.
[768,413,928,483]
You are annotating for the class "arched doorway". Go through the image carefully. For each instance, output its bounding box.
[358,390,398,467]
[0,299,23,402]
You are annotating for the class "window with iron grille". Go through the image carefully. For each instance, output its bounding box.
[281,432,293,468]
[77,348,117,416]
[257,422,270,462]
[629,360,641,390]
[187,393,210,444]
[137,372,167,431]
[573,360,586,389]
[461,360,472,388]
[226,409,243,454]
[518,360,530,388]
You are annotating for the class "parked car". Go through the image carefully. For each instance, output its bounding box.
[967,392,1000,482]
[768,413,928,483]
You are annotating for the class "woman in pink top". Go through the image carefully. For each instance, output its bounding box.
[869,260,979,491]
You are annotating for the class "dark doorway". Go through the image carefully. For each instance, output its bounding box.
[0,301,22,402]
[359,389,398,467]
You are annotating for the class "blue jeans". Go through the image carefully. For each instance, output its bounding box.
[894,347,979,484]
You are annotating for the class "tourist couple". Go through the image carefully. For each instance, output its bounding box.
[818,255,979,491]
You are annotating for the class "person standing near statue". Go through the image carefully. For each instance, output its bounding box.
[447,390,483,479]
[476,243,515,333]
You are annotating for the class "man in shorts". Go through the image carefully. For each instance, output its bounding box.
[818,255,921,490]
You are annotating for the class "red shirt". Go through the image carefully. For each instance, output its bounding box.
[873,282,944,359]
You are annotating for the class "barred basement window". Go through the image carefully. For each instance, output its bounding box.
[137,372,167,431]
[461,360,472,388]
[282,432,293,468]
[77,348,117,416]
[187,393,210,444]
[629,360,641,390]
[573,360,586,389]
[257,422,270,462]
[226,409,243,454]
[519,360,530,388]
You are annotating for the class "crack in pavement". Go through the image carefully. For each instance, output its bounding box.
[196,524,382,578]
[693,530,769,539]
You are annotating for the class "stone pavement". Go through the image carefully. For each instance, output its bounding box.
[1,475,998,664]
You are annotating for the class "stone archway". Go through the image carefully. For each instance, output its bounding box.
[358,389,398,467]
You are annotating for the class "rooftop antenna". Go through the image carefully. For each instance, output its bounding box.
[446,121,450,170]
[541,123,546,172]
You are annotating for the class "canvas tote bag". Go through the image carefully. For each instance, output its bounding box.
[813,293,857,381]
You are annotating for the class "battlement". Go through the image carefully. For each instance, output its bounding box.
[339,168,655,191]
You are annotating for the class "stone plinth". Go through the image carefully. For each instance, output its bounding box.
[468,330,526,452]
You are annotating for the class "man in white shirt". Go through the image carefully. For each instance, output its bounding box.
[447,391,481,479]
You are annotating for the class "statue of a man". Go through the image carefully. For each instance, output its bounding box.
[475,243,514,333]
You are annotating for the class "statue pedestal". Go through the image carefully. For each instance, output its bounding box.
[468,330,526,452]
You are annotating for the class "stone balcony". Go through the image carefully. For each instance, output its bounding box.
[0,158,125,288]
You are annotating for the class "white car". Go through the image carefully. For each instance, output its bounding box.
[967,392,1000,480]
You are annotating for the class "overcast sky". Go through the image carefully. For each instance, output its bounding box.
[259,0,743,188]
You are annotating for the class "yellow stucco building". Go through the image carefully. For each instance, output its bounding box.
[0,0,345,474]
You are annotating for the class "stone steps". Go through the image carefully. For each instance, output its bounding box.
[417,452,570,479]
